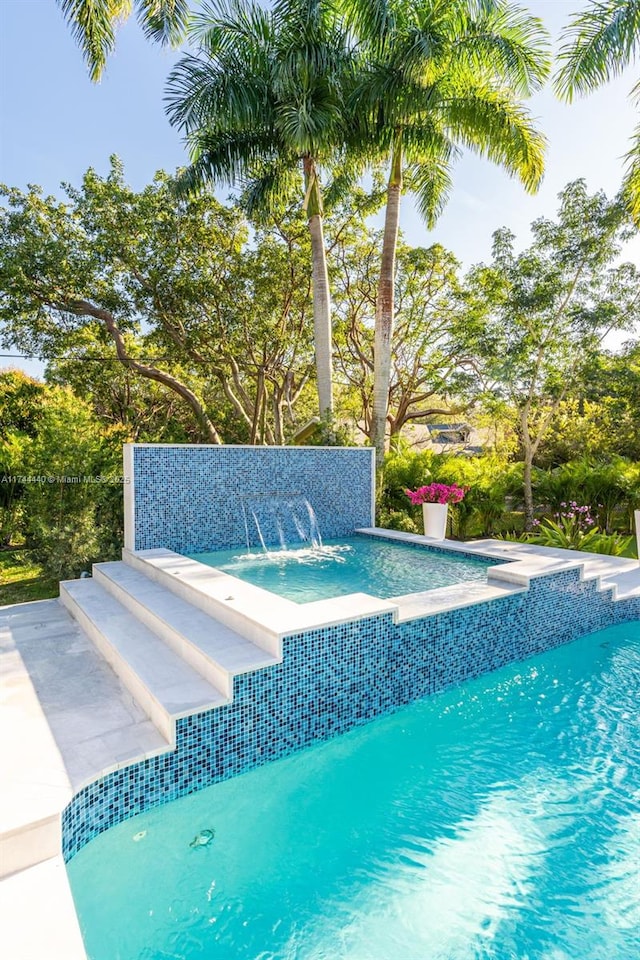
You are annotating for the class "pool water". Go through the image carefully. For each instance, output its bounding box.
[67,622,640,960]
[188,536,494,602]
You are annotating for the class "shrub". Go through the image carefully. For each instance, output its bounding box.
[533,458,640,533]
[528,518,630,555]
[18,387,125,579]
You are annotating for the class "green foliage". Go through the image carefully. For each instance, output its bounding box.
[0,432,29,546]
[527,517,631,556]
[28,511,102,582]
[376,509,420,534]
[0,370,45,436]
[539,340,640,463]
[6,386,125,579]
[431,455,522,540]
[378,446,524,540]
[0,372,46,546]
[533,458,640,532]
[461,179,639,526]
[379,444,436,517]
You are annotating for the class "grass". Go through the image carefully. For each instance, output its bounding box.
[0,550,58,606]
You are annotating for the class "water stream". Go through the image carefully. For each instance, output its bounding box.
[239,492,323,554]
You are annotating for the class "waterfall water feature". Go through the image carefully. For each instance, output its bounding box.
[240,492,324,555]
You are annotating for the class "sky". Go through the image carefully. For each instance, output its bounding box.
[1,0,639,378]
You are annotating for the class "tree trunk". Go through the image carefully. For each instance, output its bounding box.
[372,137,403,472]
[69,299,222,443]
[303,156,333,419]
[520,407,535,530]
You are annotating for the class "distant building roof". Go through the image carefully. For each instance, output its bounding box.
[427,423,471,443]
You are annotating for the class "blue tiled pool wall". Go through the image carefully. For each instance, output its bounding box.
[129,445,374,553]
[62,570,640,861]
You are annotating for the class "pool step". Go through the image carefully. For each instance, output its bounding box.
[122,547,290,655]
[93,561,279,699]
[60,579,227,742]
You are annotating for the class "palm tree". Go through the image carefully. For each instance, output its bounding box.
[57,0,190,81]
[554,0,640,223]
[165,0,356,419]
[342,0,550,467]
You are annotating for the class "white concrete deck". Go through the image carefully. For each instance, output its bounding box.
[0,857,86,960]
[1,531,639,958]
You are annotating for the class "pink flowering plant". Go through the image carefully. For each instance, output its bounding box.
[405,483,467,506]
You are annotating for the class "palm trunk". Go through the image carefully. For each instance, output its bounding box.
[372,137,403,471]
[303,156,333,418]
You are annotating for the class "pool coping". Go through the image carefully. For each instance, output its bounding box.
[124,529,640,646]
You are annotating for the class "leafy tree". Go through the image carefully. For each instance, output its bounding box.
[535,339,640,464]
[165,0,357,418]
[463,180,640,528]
[0,162,232,441]
[555,0,640,222]
[332,227,471,438]
[0,161,317,444]
[45,340,208,443]
[341,0,550,467]
[0,369,45,437]
[57,0,189,81]
[22,387,126,578]
[576,339,640,459]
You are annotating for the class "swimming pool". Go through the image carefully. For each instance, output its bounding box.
[188,535,496,603]
[67,620,640,960]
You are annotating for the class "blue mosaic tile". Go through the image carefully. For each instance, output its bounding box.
[61,569,640,862]
[131,446,374,552]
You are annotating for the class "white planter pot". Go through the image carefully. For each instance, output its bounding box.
[635,509,640,563]
[422,502,448,539]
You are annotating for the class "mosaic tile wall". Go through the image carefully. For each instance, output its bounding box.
[127,445,375,553]
[62,569,640,861]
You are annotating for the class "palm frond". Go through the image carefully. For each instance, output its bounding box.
[240,160,303,217]
[181,128,285,187]
[622,122,640,223]
[135,0,190,46]
[165,54,271,133]
[56,0,129,82]
[440,80,547,192]
[336,0,399,51]
[555,0,640,101]
[322,152,374,209]
[408,149,456,227]
[454,1,551,95]
[191,0,273,56]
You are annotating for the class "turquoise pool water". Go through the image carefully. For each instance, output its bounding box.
[68,621,640,960]
[188,536,494,602]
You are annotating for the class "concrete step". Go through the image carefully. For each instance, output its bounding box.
[59,580,226,742]
[93,561,279,698]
